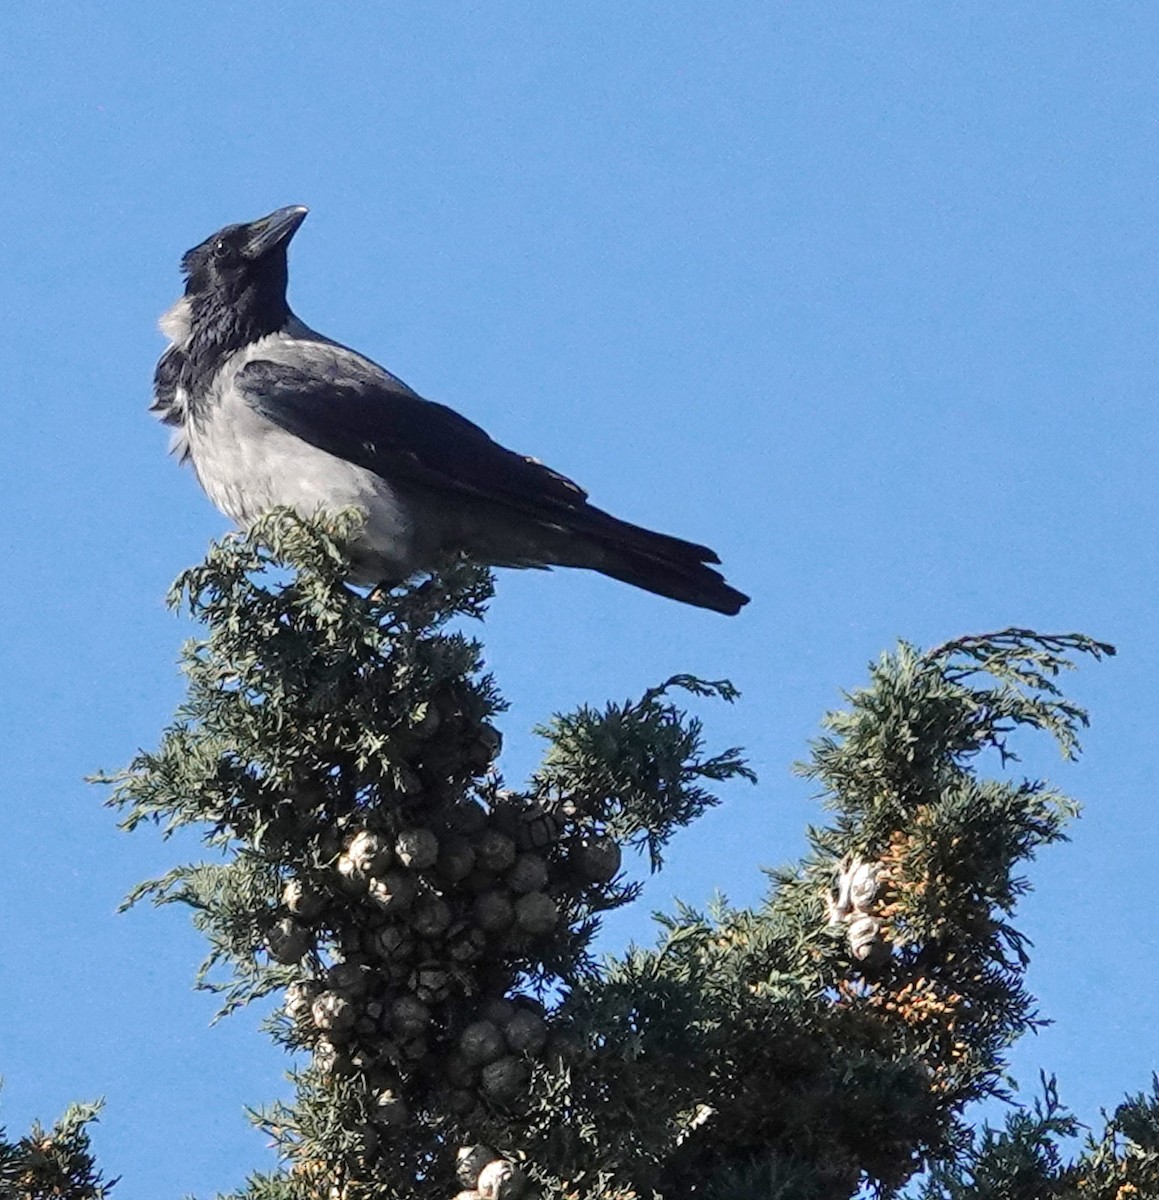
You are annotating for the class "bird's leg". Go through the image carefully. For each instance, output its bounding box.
[367,575,422,604]
[407,577,439,604]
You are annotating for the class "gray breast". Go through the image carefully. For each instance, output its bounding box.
[182,332,423,584]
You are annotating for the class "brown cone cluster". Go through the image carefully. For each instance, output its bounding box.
[826,856,889,966]
[265,687,623,1134]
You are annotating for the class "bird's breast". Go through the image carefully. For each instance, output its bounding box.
[185,360,421,583]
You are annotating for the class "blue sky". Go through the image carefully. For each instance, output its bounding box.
[1,4,1156,1196]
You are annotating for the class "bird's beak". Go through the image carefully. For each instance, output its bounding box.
[242,205,309,259]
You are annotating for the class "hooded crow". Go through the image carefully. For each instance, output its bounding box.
[153,206,749,615]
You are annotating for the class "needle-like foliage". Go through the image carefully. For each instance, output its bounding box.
[24,508,1143,1200]
[0,1101,113,1200]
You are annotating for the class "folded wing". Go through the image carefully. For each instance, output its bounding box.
[236,343,747,613]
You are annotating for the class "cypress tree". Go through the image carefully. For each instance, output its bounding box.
[13,509,1152,1198]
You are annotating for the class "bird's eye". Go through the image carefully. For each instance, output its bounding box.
[213,238,230,257]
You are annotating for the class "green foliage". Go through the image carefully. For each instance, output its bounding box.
[0,1100,113,1199]
[68,508,1151,1200]
[917,1076,1079,1200]
[508,629,1111,1198]
[534,676,754,871]
[916,1075,1159,1199]
[101,511,753,1199]
[1076,1079,1159,1197]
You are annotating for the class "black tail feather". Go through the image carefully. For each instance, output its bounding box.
[583,511,749,615]
[597,551,749,614]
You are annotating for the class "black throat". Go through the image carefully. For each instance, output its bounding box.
[177,242,293,408]
[180,288,289,405]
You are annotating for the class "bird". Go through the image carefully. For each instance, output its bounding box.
[152,205,749,615]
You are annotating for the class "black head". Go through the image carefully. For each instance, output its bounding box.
[179,205,308,370]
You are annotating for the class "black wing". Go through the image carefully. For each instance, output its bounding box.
[236,351,591,518]
[237,344,725,574]
[151,344,186,426]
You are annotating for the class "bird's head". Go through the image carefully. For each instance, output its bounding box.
[176,205,308,360]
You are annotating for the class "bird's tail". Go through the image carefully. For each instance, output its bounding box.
[577,511,750,615]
